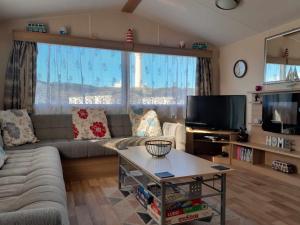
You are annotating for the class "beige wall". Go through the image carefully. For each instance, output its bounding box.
[219,18,300,151]
[220,18,300,96]
[0,11,219,109]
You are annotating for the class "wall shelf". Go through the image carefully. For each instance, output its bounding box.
[13,30,213,58]
[248,88,300,95]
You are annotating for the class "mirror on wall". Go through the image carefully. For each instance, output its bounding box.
[264,28,300,83]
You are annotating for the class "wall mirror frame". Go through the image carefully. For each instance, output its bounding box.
[264,27,300,84]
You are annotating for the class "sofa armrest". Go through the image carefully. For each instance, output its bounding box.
[0,208,64,225]
[162,122,186,151]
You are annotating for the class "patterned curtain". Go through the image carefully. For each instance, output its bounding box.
[196,57,212,96]
[4,41,37,113]
[129,52,197,121]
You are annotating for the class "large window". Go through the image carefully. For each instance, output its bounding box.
[35,43,197,118]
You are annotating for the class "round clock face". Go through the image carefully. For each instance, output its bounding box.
[234,60,247,78]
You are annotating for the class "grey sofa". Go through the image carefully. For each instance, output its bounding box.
[0,113,185,225]
[6,114,186,158]
[0,145,69,225]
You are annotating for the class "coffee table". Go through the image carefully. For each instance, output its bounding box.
[117,146,232,225]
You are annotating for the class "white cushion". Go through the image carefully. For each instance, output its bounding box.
[162,122,186,151]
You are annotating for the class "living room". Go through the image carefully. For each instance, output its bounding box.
[0,1,300,225]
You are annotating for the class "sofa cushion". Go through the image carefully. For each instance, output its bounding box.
[31,114,74,140]
[6,136,175,159]
[0,109,38,147]
[72,108,111,140]
[0,134,3,148]
[0,146,7,169]
[6,139,118,159]
[129,108,162,137]
[137,110,162,137]
[129,107,148,136]
[31,114,132,140]
[0,146,69,225]
[107,114,132,137]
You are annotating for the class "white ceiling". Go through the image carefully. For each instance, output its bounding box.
[1,0,300,46]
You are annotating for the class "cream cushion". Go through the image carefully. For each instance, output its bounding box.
[162,122,186,150]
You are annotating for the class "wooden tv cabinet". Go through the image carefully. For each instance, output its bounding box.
[185,127,238,160]
[185,127,300,187]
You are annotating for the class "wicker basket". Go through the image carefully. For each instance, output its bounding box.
[145,140,172,157]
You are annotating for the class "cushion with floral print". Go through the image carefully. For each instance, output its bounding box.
[72,108,111,140]
[129,108,162,137]
[0,109,38,147]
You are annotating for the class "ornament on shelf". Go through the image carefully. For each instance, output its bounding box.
[125,28,134,43]
[272,160,297,174]
[26,23,47,33]
[59,26,69,35]
[237,127,248,142]
[179,41,186,48]
[255,85,263,92]
[192,42,208,50]
[265,136,294,150]
[286,66,299,81]
[283,48,289,58]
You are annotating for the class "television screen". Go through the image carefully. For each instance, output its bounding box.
[186,95,246,131]
[262,93,300,134]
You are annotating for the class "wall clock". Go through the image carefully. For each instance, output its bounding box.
[233,59,247,78]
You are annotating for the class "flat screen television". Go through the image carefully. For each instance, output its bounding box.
[262,93,300,135]
[186,95,246,131]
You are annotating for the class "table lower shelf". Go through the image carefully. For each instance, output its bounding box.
[119,155,225,225]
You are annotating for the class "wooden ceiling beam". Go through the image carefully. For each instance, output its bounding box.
[122,0,142,13]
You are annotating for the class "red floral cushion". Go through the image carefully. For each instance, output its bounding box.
[71,108,111,140]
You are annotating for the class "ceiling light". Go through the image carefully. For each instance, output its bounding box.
[215,0,240,10]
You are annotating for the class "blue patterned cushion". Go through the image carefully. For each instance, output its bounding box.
[130,110,162,137]
[0,146,7,169]
[129,107,148,136]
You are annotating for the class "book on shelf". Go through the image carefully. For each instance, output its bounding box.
[150,198,207,218]
[147,204,212,225]
[236,146,253,162]
[135,185,153,207]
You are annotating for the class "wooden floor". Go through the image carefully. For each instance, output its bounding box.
[63,157,300,225]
